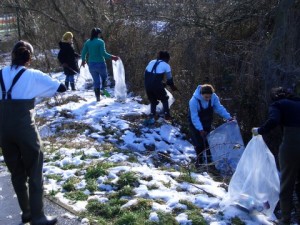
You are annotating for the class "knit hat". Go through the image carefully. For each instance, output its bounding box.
[62,32,73,41]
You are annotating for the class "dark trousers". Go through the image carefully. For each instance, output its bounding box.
[0,100,44,219]
[146,86,169,116]
[279,127,300,223]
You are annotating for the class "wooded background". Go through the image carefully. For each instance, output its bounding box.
[1,0,299,154]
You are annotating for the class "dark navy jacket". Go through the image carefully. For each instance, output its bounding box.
[58,41,80,75]
[258,97,300,134]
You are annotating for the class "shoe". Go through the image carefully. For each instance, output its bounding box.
[31,216,58,225]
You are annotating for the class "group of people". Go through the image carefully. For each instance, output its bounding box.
[0,26,299,225]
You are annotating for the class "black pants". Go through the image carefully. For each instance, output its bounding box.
[146,86,169,116]
[279,127,300,223]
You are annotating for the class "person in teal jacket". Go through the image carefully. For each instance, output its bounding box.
[189,84,233,167]
[81,27,118,101]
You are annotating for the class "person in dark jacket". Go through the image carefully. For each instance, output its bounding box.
[58,31,80,91]
[252,87,300,225]
[0,40,67,225]
[189,84,233,167]
[144,51,177,121]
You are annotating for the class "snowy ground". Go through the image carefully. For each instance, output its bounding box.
[0,59,278,224]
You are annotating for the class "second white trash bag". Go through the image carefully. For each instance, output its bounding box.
[112,58,127,101]
[157,89,175,113]
[220,135,280,216]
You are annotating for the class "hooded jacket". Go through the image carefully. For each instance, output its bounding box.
[189,85,231,131]
[58,41,79,75]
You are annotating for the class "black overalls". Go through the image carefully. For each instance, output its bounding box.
[144,60,170,117]
[0,69,45,222]
[189,99,213,164]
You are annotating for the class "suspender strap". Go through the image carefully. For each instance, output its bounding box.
[0,70,6,99]
[151,60,162,74]
[0,68,27,100]
[198,99,211,110]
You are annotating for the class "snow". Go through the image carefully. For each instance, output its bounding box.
[0,56,279,225]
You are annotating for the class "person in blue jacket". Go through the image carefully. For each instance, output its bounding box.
[189,84,232,167]
[252,87,300,225]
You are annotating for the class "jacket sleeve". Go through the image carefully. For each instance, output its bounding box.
[212,94,231,119]
[81,41,88,61]
[258,102,281,134]
[189,98,203,131]
[100,41,112,59]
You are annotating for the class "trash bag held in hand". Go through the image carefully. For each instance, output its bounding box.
[220,135,280,216]
[113,58,127,102]
[207,121,245,174]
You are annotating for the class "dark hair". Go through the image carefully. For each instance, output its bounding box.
[270,87,294,101]
[11,40,33,67]
[157,51,170,63]
[200,84,215,95]
[90,27,101,40]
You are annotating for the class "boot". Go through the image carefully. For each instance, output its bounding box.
[64,81,69,90]
[30,192,57,225]
[94,88,100,102]
[70,83,76,91]
[162,100,171,120]
[15,190,31,223]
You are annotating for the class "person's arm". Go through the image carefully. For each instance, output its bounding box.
[100,40,112,59]
[258,103,281,134]
[212,94,231,120]
[189,98,204,131]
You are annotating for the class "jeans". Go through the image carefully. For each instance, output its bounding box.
[88,62,108,89]
[65,74,75,83]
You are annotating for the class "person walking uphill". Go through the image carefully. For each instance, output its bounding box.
[252,87,300,225]
[0,41,67,225]
[58,31,80,91]
[189,84,233,167]
[81,27,118,101]
[144,51,178,121]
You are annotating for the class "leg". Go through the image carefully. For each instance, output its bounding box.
[157,87,170,118]
[2,141,31,223]
[279,146,299,224]
[69,75,76,91]
[99,62,108,90]
[189,124,206,166]
[64,75,70,90]
[146,89,158,117]
[88,63,101,101]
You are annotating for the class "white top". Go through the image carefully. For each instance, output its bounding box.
[145,60,171,74]
[0,65,60,100]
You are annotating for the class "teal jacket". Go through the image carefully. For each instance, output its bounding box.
[81,38,112,63]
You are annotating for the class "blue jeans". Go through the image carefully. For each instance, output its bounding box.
[65,75,75,83]
[88,62,108,89]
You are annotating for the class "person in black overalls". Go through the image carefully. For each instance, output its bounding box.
[189,84,233,167]
[57,32,80,91]
[252,87,300,225]
[144,51,177,120]
[0,41,66,225]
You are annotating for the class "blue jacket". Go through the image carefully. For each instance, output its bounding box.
[189,85,231,131]
[258,97,300,134]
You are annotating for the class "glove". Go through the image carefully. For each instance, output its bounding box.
[111,55,119,61]
[199,130,207,137]
[170,85,178,92]
[252,127,259,136]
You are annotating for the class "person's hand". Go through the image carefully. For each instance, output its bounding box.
[170,85,178,92]
[111,55,119,61]
[199,130,207,137]
[227,117,236,122]
[252,127,259,136]
[81,61,86,68]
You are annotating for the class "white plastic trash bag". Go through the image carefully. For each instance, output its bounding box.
[207,121,245,174]
[113,58,127,102]
[220,135,280,216]
[157,89,175,113]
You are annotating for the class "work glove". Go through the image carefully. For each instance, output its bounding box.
[111,55,119,61]
[199,130,207,138]
[251,127,259,136]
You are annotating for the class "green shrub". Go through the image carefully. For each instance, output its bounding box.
[65,190,88,201]
[62,177,80,192]
[86,179,98,193]
[84,162,114,180]
[117,171,139,188]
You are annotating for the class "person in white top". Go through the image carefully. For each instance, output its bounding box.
[0,40,66,225]
[144,51,178,121]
